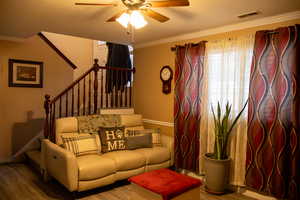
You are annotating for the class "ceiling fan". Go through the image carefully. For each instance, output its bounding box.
[75,0,190,27]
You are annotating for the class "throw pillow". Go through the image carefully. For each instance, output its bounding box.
[127,128,162,147]
[126,134,153,150]
[98,126,127,153]
[61,134,100,156]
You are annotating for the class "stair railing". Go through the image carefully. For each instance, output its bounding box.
[44,59,135,142]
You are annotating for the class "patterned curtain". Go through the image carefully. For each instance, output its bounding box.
[174,42,206,173]
[246,25,300,200]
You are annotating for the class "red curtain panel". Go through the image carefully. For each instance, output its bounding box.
[174,42,206,173]
[246,25,300,200]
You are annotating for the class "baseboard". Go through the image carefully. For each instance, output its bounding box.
[243,190,277,200]
[0,157,14,165]
[0,155,25,165]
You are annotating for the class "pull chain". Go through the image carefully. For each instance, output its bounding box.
[126,24,135,45]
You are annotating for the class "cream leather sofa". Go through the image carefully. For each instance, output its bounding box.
[42,114,174,192]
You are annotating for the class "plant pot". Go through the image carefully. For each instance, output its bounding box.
[204,153,231,194]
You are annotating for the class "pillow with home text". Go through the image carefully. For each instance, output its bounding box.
[98,126,127,153]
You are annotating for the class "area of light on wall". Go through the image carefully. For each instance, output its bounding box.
[116,10,147,29]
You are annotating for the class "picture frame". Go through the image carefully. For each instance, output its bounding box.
[8,59,43,88]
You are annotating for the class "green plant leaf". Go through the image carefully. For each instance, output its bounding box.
[211,100,248,160]
[221,100,249,157]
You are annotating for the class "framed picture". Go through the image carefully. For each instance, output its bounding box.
[8,59,43,88]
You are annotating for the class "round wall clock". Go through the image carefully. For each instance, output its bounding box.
[160,65,173,94]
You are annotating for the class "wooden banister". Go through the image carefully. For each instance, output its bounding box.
[50,60,135,103]
[44,59,135,142]
[51,66,96,103]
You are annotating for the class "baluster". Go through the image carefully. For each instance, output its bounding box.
[94,60,99,114]
[65,91,68,117]
[105,69,108,108]
[120,70,123,107]
[71,87,74,116]
[49,103,53,141]
[44,95,50,139]
[51,103,56,142]
[88,73,91,115]
[83,77,86,115]
[115,70,119,108]
[59,97,62,117]
[129,73,132,107]
[100,68,103,108]
[77,82,80,116]
[125,72,128,107]
[111,70,114,108]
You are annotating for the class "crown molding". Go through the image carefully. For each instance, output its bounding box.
[135,11,300,49]
[143,118,174,127]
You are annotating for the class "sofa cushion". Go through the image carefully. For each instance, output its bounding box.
[77,155,116,181]
[61,134,100,156]
[126,134,152,150]
[124,126,144,137]
[133,147,170,165]
[127,129,162,147]
[99,126,128,153]
[120,114,143,127]
[102,150,146,171]
[56,117,78,145]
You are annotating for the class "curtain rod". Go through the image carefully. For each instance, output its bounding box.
[171,41,207,52]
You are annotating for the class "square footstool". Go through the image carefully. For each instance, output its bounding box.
[128,168,202,200]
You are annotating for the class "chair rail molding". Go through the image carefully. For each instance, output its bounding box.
[143,118,174,127]
[243,190,277,200]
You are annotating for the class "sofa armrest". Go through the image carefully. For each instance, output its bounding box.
[161,135,174,165]
[42,139,78,192]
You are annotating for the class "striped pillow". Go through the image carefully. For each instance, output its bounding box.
[61,134,100,156]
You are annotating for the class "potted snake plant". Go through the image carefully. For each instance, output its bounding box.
[204,101,248,194]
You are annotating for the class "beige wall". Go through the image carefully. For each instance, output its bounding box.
[0,36,73,162]
[43,32,94,80]
[134,19,300,136]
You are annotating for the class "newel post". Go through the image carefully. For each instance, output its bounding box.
[93,59,99,114]
[44,94,51,139]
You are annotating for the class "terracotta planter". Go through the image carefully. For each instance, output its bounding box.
[204,153,231,194]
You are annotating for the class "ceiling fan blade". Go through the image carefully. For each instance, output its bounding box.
[75,3,116,6]
[148,0,190,7]
[106,10,126,22]
[142,9,170,23]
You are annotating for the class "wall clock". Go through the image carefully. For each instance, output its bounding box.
[160,65,173,94]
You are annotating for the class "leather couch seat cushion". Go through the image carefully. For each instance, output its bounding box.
[102,150,146,171]
[77,155,116,181]
[133,147,170,165]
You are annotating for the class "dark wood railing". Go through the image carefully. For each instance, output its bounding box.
[44,59,135,142]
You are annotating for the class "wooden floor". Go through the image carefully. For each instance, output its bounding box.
[0,164,258,200]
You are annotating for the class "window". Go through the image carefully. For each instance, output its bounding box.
[205,37,254,115]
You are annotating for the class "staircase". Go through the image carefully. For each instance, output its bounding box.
[44,59,135,142]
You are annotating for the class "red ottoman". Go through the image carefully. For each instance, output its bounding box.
[128,168,202,200]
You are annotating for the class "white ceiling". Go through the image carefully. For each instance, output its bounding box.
[0,0,299,46]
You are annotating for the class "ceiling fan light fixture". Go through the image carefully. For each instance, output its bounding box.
[116,12,130,28]
[130,10,147,29]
